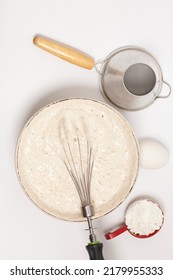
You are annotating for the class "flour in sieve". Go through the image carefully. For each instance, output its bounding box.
[125,199,163,236]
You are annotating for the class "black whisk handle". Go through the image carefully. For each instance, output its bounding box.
[86,242,104,260]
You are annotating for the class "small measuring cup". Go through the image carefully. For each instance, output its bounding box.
[105,199,164,239]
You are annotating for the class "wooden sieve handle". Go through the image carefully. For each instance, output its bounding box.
[33,36,95,70]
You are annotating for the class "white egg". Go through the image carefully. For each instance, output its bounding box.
[139,139,169,169]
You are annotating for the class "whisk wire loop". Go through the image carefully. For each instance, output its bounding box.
[60,118,98,243]
[61,119,94,207]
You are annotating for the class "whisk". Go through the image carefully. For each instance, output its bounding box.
[60,119,104,260]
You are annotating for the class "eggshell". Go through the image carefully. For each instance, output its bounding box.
[139,139,169,169]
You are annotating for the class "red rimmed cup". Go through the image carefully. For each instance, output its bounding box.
[105,199,164,240]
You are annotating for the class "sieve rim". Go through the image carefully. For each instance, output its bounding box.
[98,45,163,111]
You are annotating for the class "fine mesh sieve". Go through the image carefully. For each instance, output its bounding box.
[98,46,171,110]
[33,36,171,111]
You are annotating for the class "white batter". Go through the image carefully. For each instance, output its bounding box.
[16,99,139,221]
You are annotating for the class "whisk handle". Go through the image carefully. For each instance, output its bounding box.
[86,242,104,260]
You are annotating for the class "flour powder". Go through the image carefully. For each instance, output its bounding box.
[125,199,163,236]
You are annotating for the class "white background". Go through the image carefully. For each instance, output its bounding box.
[0,0,173,260]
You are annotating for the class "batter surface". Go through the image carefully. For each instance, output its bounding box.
[16,99,139,221]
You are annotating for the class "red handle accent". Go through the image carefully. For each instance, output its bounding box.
[105,224,128,240]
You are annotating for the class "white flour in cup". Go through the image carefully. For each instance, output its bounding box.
[125,199,163,236]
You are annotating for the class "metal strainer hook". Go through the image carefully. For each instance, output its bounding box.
[156,80,172,99]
